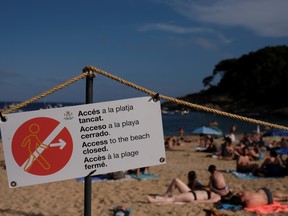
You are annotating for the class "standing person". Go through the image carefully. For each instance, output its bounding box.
[208,165,230,197]
[228,125,237,143]
[178,128,184,141]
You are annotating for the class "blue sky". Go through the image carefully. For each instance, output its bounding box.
[1,0,288,104]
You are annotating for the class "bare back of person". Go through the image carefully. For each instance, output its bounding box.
[242,190,268,208]
[235,188,288,208]
[210,171,229,196]
[238,155,250,166]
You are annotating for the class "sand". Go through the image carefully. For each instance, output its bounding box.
[0,136,288,216]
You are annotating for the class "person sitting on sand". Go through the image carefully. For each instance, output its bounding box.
[204,137,218,154]
[147,170,221,204]
[236,147,259,173]
[197,136,217,154]
[233,141,246,159]
[218,137,234,160]
[208,165,230,197]
[164,136,178,150]
[230,187,288,208]
[254,150,284,177]
[248,144,263,161]
[199,134,209,149]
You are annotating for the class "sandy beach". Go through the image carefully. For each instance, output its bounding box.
[0,136,288,216]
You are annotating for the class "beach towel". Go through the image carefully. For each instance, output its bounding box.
[129,173,159,180]
[215,203,243,211]
[76,173,159,182]
[231,171,259,179]
[76,174,133,183]
[245,202,288,214]
[231,170,285,179]
[76,175,114,182]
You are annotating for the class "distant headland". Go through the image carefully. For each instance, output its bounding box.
[162,45,288,118]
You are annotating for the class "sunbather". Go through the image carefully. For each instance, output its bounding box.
[147,189,221,204]
[162,170,204,197]
[254,149,284,177]
[231,187,288,208]
[236,147,259,173]
[147,170,221,204]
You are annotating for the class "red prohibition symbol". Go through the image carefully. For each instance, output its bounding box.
[12,117,73,176]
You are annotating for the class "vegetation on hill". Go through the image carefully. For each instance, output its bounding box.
[162,45,288,117]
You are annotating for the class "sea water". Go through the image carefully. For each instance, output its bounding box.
[0,101,287,138]
[162,111,288,137]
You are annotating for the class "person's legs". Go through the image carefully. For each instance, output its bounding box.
[163,178,190,197]
[148,193,195,204]
[273,192,288,201]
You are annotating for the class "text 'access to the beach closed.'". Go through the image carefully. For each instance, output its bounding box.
[0,96,166,187]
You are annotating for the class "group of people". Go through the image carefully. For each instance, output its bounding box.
[195,124,288,177]
[149,123,288,212]
[235,136,288,177]
[147,164,288,208]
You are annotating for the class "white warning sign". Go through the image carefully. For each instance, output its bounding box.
[0,96,166,187]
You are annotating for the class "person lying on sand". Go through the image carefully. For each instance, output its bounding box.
[230,187,288,208]
[147,170,221,204]
[147,189,221,204]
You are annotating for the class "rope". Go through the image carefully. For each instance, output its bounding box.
[1,65,287,131]
[83,65,288,131]
[1,72,90,115]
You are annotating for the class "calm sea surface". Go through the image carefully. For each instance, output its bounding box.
[1,102,288,138]
[162,111,288,137]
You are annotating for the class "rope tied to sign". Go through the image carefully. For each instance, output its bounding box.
[1,65,288,131]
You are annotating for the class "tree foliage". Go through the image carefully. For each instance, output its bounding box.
[202,45,288,105]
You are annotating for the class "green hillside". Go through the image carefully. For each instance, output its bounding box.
[162,45,288,117]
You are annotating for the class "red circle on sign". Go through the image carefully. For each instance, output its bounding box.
[12,117,73,176]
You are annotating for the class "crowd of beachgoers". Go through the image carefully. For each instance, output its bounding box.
[1,122,288,215]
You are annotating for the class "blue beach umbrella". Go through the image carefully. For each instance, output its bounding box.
[192,126,223,136]
[263,129,288,137]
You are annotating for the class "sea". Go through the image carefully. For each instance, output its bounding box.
[1,101,288,138]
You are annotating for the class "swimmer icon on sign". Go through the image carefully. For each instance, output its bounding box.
[12,117,73,176]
